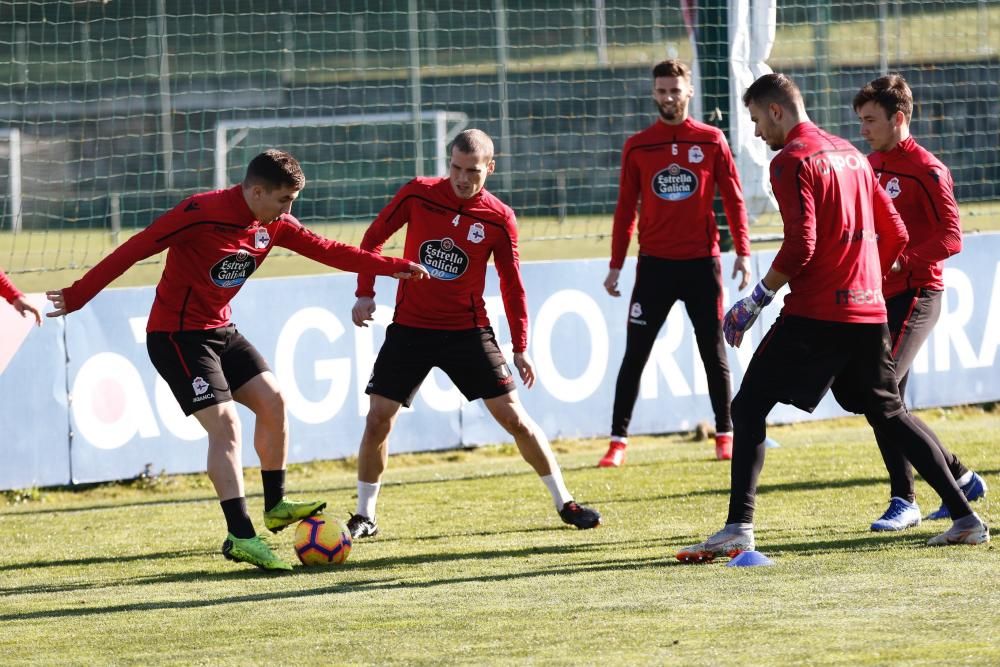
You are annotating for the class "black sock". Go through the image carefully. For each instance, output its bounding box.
[220,497,255,539]
[261,469,286,512]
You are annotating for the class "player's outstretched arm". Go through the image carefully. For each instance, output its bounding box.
[512,352,535,389]
[12,295,42,326]
[45,289,68,318]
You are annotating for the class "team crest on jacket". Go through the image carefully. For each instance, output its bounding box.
[467,222,486,243]
[885,177,902,199]
[419,237,469,280]
[688,145,704,163]
[652,163,697,201]
[210,249,257,288]
[254,227,271,249]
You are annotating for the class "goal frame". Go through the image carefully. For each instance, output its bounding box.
[0,128,23,232]
[214,111,469,191]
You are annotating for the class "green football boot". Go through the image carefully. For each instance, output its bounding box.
[221,534,293,571]
[263,497,328,533]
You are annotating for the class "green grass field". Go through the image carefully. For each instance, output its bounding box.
[3,200,999,295]
[1,407,997,665]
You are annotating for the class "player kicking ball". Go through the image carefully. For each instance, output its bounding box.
[677,74,988,564]
[47,150,427,571]
[346,129,601,539]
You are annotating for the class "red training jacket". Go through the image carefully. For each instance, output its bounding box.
[61,185,413,331]
[610,117,751,269]
[0,269,23,304]
[356,177,529,353]
[868,136,962,297]
[770,122,908,323]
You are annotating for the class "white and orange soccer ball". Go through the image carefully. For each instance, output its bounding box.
[293,516,352,566]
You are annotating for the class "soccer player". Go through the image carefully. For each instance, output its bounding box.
[599,59,752,467]
[1,269,42,325]
[854,74,987,531]
[46,150,428,571]
[346,128,601,538]
[676,74,989,562]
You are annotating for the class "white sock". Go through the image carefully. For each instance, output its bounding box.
[610,435,627,445]
[541,471,573,509]
[955,471,974,486]
[357,481,381,519]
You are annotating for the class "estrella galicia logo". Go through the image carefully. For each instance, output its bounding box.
[419,237,469,280]
[652,163,698,201]
[210,249,257,288]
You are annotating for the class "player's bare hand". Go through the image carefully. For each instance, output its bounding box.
[351,297,377,328]
[512,351,535,389]
[890,258,902,273]
[603,269,621,297]
[13,296,42,326]
[392,262,429,281]
[733,255,752,291]
[45,289,67,318]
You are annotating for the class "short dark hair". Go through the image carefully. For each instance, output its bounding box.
[652,59,691,80]
[742,73,803,110]
[244,149,305,190]
[451,129,494,159]
[852,74,913,122]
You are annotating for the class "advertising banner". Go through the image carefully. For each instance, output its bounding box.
[2,233,997,489]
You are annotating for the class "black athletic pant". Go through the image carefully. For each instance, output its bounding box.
[611,255,731,437]
[726,316,972,525]
[874,288,969,502]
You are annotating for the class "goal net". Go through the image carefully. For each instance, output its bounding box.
[1,1,997,285]
[214,111,468,224]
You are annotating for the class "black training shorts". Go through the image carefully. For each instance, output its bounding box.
[365,324,515,407]
[741,315,905,419]
[146,325,269,416]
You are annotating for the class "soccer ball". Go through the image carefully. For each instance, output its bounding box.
[293,516,352,566]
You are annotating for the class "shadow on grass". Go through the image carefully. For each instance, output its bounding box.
[588,468,1000,507]
[766,532,933,557]
[0,532,668,598]
[0,543,668,622]
[0,547,210,573]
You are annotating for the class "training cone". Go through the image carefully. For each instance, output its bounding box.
[764,437,781,449]
[726,550,774,567]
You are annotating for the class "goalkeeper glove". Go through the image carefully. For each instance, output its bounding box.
[723,280,775,348]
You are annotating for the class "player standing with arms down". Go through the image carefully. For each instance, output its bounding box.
[47,150,427,571]
[1,270,42,325]
[854,74,987,532]
[676,74,989,562]
[599,59,752,467]
[346,129,601,538]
